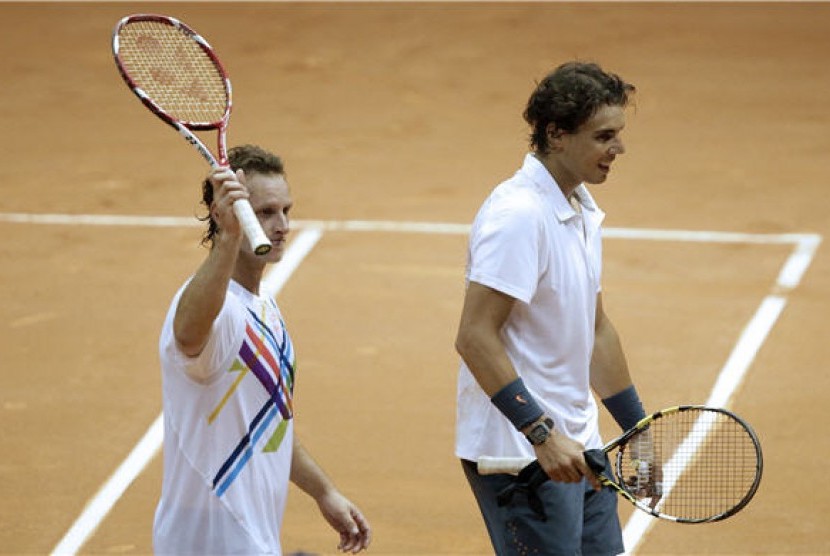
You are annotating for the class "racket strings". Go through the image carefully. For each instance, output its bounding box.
[619,408,760,521]
[117,20,228,124]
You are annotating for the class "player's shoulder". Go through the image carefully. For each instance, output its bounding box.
[481,176,547,221]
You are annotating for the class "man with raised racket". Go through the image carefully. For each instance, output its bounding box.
[454,62,655,555]
[154,145,371,555]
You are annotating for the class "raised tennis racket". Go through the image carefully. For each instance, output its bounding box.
[478,405,763,523]
[112,14,271,255]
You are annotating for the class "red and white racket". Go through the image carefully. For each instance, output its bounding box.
[112,13,271,255]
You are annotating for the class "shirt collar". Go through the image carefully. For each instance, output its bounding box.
[519,153,600,223]
[229,278,258,302]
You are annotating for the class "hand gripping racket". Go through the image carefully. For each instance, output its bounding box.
[478,405,763,523]
[112,14,272,255]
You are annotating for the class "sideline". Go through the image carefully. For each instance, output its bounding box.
[4,213,819,554]
[621,233,820,553]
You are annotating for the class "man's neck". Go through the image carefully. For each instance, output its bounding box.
[533,151,580,199]
[232,259,265,296]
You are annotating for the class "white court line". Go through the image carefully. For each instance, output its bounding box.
[49,227,324,556]
[0,212,822,246]
[621,233,821,554]
[3,212,817,554]
[50,415,164,556]
[0,212,198,228]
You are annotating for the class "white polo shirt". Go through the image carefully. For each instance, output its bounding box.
[456,153,606,463]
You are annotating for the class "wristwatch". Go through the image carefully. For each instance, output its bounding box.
[525,417,555,446]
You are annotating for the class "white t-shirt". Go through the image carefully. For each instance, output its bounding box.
[456,153,606,463]
[154,280,295,555]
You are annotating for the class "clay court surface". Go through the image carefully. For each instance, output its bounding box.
[2,2,829,554]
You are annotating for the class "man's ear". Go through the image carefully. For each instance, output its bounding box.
[546,123,566,152]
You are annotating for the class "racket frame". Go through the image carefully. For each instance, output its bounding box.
[608,405,763,523]
[112,14,272,255]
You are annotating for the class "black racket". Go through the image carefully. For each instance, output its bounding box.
[478,405,763,523]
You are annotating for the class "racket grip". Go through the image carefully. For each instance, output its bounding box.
[584,449,606,475]
[232,199,272,255]
[477,456,535,475]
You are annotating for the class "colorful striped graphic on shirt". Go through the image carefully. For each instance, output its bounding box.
[213,399,282,496]
[246,308,295,413]
[211,305,296,497]
[207,360,247,425]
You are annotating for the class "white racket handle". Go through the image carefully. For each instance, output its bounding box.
[477,456,535,476]
[232,199,272,255]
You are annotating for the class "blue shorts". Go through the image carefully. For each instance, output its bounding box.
[461,458,624,556]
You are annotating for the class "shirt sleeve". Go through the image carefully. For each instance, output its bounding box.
[188,298,245,382]
[467,192,544,304]
[161,286,246,385]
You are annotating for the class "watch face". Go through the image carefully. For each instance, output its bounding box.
[527,418,554,445]
[529,422,550,444]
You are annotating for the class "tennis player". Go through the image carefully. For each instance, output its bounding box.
[455,62,647,555]
[153,144,371,555]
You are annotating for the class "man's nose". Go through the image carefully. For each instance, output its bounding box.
[276,212,290,232]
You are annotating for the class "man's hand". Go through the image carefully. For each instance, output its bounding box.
[626,431,663,508]
[208,167,249,239]
[535,432,602,491]
[316,489,372,554]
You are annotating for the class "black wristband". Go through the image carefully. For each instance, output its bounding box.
[602,385,646,431]
[490,377,545,430]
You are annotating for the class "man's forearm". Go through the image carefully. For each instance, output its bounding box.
[456,325,519,396]
[589,314,634,398]
[290,438,335,501]
[591,314,646,431]
[174,234,240,356]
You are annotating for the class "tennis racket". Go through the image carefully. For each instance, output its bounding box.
[478,405,763,523]
[112,14,271,255]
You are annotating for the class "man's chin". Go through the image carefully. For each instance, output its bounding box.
[588,171,609,185]
[243,245,284,263]
[264,245,285,263]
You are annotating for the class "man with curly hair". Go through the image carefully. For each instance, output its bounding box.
[455,62,650,555]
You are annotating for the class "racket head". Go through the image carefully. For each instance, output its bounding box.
[614,405,763,523]
[112,14,232,140]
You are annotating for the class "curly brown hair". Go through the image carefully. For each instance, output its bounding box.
[524,62,635,154]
